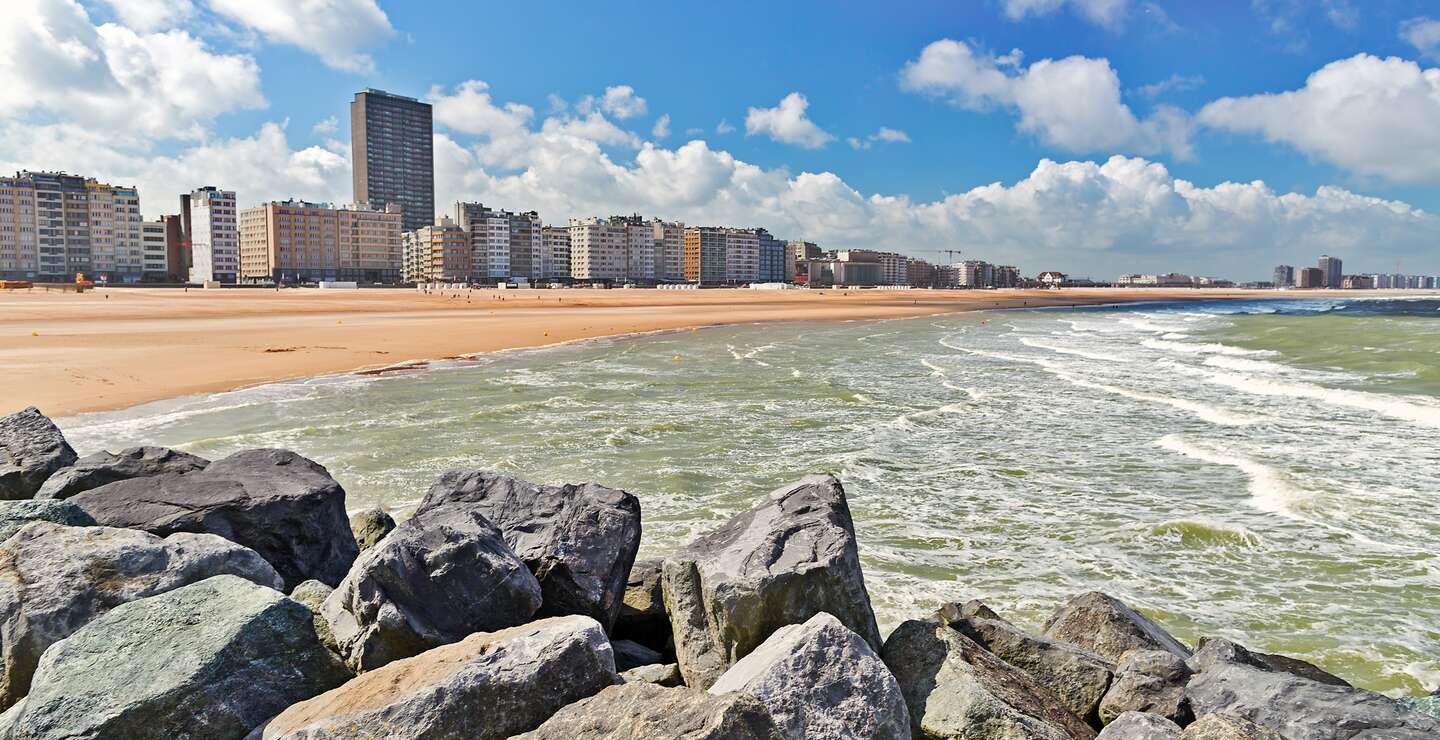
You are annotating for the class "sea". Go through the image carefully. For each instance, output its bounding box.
[56,295,1440,695]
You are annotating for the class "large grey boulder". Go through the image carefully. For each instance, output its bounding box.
[881,618,1097,739]
[938,598,1006,624]
[1044,592,1191,663]
[414,470,641,631]
[0,521,283,710]
[289,580,338,655]
[36,446,209,499]
[515,682,782,740]
[1097,711,1181,740]
[945,613,1114,726]
[0,499,95,541]
[1186,661,1440,739]
[662,473,881,689]
[322,502,542,672]
[5,575,350,739]
[251,615,617,740]
[0,407,76,500]
[621,662,683,687]
[1177,714,1282,739]
[1099,649,1193,726]
[1188,637,1350,687]
[708,611,909,739]
[615,557,670,652]
[348,506,394,551]
[70,448,359,590]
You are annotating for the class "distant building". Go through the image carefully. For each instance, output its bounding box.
[140,219,168,280]
[0,171,143,282]
[1319,254,1343,289]
[757,229,787,283]
[186,187,238,284]
[402,216,470,283]
[1118,273,1194,287]
[238,200,403,283]
[1341,275,1374,290]
[352,89,434,233]
[907,258,935,288]
[652,220,686,282]
[161,214,186,282]
[1297,266,1325,288]
[569,217,628,282]
[787,240,820,282]
[1037,271,1067,286]
[542,226,571,281]
[992,265,1019,288]
[1273,265,1294,288]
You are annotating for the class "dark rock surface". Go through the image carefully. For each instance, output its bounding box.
[36,446,209,499]
[515,682,782,740]
[1188,636,1350,687]
[614,557,670,652]
[0,499,95,541]
[1097,711,1182,740]
[612,638,665,672]
[0,522,282,710]
[882,618,1097,739]
[322,502,542,671]
[0,407,77,500]
[1186,661,1440,739]
[70,448,359,590]
[662,473,881,689]
[414,470,641,631]
[5,575,350,739]
[938,598,1006,624]
[1044,592,1192,663]
[1177,713,1284,739]
[947,613,1114,726]
[251,616,617,740]
[1099,649,1193,726]
[708,611,911,740]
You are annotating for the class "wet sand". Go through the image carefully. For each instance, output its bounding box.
[0,285,1310,416]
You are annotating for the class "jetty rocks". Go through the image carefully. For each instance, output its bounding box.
[0,409,1435,739]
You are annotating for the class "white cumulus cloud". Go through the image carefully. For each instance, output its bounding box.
[1401,17,1440,61]
[745,92,834,149]
[208,0,393,73]
[651,114,671,139]
[901,39,1192,159]
[97,0,195,32]
[1001,0,1131,28]
[1198,53,1440,184]
[848,127,911,150]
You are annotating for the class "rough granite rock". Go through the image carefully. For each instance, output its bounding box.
[881,618,1097,739]
[1188,637,1351,687]
[250,615,617,740]
[708,611,911,740]
[347,506,395,551]
[946,614,1114,726]
[1186,661,1440,739]
[1398,695,1440,720]
[5,575,351,739]
[662,473,882,689]
[515,682,782,740]
[289,580,339,655]
[0,499,95,541]
[938,599,1007,624]
[1044,592,1192,663]
[1096,711,1182,740]
[1099,649,1193,726]
[0,407,77,500]
[413,470,641,631]
[614,557,670,652]
[0,521,284,711]
[69,448,359,590]
[613,638,665,671]
[322,502,542,672]
[36,446,209,499]
[621,662,683,687]
[1176,714,1283,739]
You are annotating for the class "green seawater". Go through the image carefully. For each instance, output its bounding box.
[57,296,1440,696]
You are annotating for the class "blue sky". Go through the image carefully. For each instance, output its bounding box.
[4,0,1440,278]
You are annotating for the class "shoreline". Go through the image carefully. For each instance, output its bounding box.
[0,286,1374,417]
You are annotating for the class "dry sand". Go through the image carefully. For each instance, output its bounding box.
[1,285,1294,416]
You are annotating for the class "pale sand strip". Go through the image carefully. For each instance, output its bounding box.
[0,286,1315,417]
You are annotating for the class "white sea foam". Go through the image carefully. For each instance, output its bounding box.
[1142,338,1279,357]
[1019,336,1133,363]
[1203,371,1440,428]
[1203,355,1296,374]
[1156,434,1304,517]
[1056,372,1260,426]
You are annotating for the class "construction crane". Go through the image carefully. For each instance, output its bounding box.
[932,249,963,264]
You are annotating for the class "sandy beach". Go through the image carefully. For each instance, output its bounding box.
[1,285,1312,416]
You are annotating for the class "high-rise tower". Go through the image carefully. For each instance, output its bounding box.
[351,89,434,233]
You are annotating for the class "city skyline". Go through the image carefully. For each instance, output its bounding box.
[2,1,1439,279]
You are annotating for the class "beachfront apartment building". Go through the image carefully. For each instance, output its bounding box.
[1319,255,1343,289]
[455,202,542,282]
[724,229,759,284]
[402,216,470,282]
[509,211,543,281]
[238,200,403,283]
[1297,267,1325,288]
[653,220,685,282]
[352,89,434,233]
[0,171,144,282]
[186,187,238,284]
[542,226,571,281]
[684,227,726,285]
[568,217,628,281]
[1273,265,1295,288]
[757,229,787,283]
[140,220,169,279]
